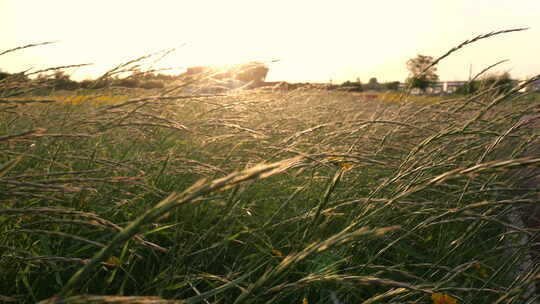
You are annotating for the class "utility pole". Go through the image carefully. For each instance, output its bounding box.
[468,63,473,94]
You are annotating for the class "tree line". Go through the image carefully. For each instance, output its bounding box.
[1,54,519,96]
[0,69,173,96]
[336,54,517,94]
[336,78,400,92]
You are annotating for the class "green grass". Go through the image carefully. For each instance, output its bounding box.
[1,34,540,303]
[1,85,539,303]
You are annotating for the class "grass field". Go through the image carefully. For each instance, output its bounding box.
[1,81,539,303]
[1,31,540,303]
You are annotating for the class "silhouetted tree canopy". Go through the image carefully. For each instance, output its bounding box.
[364,77,382,91]
[0,70,10,81]
[406,54,439,92]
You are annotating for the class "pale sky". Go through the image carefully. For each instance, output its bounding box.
[1,0,539,83]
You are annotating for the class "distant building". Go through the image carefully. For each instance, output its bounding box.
[398,81,468,94]
[523,78,540,92]
[430,81,468,94]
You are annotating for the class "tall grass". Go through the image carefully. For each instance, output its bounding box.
[1,30,539,304]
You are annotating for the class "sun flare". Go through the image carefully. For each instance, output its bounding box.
[1,0,539,83]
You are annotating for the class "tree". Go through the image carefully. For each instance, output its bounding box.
[406,55,439,93]
[481,72,514,93]
[341,80,363,92]
[52,71,79,90]
[384,81,400,91]
[0,69,10,81]
[364,77,381,91]
[454,72,514,95]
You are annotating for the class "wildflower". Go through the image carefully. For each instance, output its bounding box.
[302,297,308,304]
[431,293,457,304]
[103,256,122,268]
[327,157,353,171]
[69,95,86,105]
[473,262,489,278]
[271,249,283,257]
[339,162,353,171]
[16,215,33,225]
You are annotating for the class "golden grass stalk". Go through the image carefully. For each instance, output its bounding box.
[58,156,302,297]
[391,157,540,203]
[38,294,185,304]
[0,41,58,57]
[422,28,529,77]
[233,226,400,304]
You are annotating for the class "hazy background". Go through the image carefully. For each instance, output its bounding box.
[1,0,539,83]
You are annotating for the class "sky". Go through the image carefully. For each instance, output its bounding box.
[1,0,539,84]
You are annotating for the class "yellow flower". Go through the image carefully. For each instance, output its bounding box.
[339,162,353,171]
[271,249,284,257]
[302,297,308,304]
[327,157,354,171]
[69,95,87,105]
[431,293,457,304]
[473,263,489,278]
[103,256,122,268]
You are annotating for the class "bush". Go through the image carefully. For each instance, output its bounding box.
[113,78,141,88]
[0,71,32,96]
[455,72,515,95]
[52,71,80,90]
[0,71,10,81]
[78,78,112,89]
[140,80,164,89]
[384,81,400,91]
[340,80,363,92]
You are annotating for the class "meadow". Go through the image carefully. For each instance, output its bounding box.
[1,41,540,303]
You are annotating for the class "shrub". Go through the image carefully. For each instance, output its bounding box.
[113,78,141,88]
[341,80,363,92]
[455,72,515,95]
[52,71,80,90]
[140,80,164,89]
